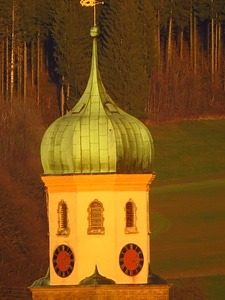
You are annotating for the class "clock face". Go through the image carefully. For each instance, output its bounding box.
[53,244,75,278]
[119,243,144,276]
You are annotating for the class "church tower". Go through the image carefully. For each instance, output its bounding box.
[30,2,170,299]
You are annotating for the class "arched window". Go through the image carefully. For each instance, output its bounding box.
[87,199,105,234]
[125,199,138,233]
[57,200,69,235]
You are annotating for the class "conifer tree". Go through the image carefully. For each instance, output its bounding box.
[98,0,158,117]
[48,0,92,113]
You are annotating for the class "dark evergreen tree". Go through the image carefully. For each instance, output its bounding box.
[48,0,93,112]
[98,0,158,117]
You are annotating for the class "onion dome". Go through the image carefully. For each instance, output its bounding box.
[40,26,154,175]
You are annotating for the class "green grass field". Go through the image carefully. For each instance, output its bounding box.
[148,119,225,299]
[150,119,225,181]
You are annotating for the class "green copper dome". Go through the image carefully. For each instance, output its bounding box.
[41,27,154,175]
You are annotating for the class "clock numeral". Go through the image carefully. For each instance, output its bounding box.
[53,260,57,267]
[138,251,143,258]
[132,269,138,276]
[69,265,73,271]
[137,263,142,269]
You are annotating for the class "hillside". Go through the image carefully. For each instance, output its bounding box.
[150,119,225,299]
[150,119,225,181]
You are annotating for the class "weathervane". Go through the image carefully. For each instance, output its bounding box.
[80,0,104,26]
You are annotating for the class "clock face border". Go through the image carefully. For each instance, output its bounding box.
[119,243,144,276]
[53,244,75,278]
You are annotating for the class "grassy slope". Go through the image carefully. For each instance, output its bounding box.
[148,119,225,299]
[151,179,225,276]
[150,119,225,181]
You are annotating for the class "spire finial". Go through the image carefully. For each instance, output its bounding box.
[80,0,104,26]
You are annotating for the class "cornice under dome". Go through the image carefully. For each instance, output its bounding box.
[40,26,154,175]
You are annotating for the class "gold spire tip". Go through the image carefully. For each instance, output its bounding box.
[80,0,104,27]
[80,0,104,7]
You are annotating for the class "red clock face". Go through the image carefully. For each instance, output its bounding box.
[53,245,74,277]
[119,243,144,276]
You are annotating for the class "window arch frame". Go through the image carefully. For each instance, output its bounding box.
[57,200,70,236]
[125,199,138,234]
[87,199,105,234]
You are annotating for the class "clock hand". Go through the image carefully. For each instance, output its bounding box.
[62,252,71,267]
[62,258,69,267]
[131,253,140,266]
[131,253,138,261]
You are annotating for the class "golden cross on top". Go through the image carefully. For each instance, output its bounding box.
[80,0,104,26]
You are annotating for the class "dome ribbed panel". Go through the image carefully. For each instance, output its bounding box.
[41,116,79,174]
[109,113,153,173]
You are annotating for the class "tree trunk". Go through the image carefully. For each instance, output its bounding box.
[60,82,65,116]
[6,26,9,101]
[36,29,40,105]
[190,3,197,74]
[31,40,35,87]
[190,2,193,68]
[167,16,173,70]
[23,41,27,102]
[216,23,221,76]
[157,9,161,69]
[179,28,184,60]
[66,83,70,114]
[1,38,4,97]
[10,2,15,102]
[17,43,22,100]
[193,15,197,74]
[211,15,215,80]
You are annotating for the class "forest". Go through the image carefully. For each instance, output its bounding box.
[0,0,225,120]
[0,0,225,299]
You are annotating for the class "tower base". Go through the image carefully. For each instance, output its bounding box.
[30,284,170,300]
